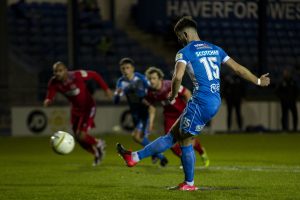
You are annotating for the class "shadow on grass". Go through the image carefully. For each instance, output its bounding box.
[167,185,244,191]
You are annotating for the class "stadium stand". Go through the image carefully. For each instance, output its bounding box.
[7,2,169,92]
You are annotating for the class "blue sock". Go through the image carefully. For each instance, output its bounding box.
[141,137,150,146]
[137,133,176,160]
[181,145,195,183]
[141,137,165,160]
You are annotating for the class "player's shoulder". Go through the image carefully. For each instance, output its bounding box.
[202,40,225,52]
[134,72,148,83]
[73,70,90,78]
[116,76,125,84]
[134,72,146,79]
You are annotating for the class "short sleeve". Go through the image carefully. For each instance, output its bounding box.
[175,50,188,65]
[114,78,124,96]
[116,78,122,89]
[217,47,230,63]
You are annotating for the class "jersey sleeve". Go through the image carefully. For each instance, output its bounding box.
[77,70,109,91]
[217,46,230,63]
[116,78,123,90]
[45,79,57,102]
[114,78,124,96]
[175,49,189,65]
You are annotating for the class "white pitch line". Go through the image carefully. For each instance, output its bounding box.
[193,165,300,173]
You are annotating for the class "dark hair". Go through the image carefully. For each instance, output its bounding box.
[145,66,164,79]
[119,57,135,65]
[174,16,197,33]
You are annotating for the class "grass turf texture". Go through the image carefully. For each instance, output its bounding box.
[1,134,300,200]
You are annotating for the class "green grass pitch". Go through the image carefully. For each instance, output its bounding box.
[1,133,300,200]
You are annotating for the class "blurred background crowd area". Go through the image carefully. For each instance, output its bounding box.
[0,0,299,133]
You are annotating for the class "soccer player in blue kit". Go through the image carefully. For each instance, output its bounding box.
[114,57,168,167]
[117,17,270,190]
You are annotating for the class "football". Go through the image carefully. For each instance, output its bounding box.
[50,131,75,155]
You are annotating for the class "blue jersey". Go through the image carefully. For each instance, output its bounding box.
[176,41,230,134]
[115,72,150,115]
[175,40,229,108]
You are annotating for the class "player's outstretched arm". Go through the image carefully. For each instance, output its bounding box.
[84,70,113,99]
[104,89,113,99]
[224,58,270,87]
[44,80,57,107]
[85,71,110,90]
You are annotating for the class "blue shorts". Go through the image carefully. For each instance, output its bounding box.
[179,100,219,135]
[132,112,150,136]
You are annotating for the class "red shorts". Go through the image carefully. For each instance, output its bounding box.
[164,115,179,134]
[71,106,96,133]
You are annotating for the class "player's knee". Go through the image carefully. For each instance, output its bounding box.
[178,135,194,146]
[132,131,143,143]
[170,128,181,141]
[163,132,177,144]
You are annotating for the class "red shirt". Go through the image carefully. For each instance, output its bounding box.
[146,80,187,118]
[45,70,109,115]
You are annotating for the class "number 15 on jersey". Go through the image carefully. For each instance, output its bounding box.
[199,57,219,81]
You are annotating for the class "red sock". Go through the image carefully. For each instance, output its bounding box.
[75,132,97,155]
[77,140,95,154]
[171,143,182,158]
[193,138,204,155]
[83,133,98,145]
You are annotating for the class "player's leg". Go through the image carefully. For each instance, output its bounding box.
[131,114,148,145]
[131,118,156,147]
[131,128,144,144]
[86,107,106,165]
[138,118,169,166]
[176,100,208,190]
[117,118,182,167]
[178,135,197,190]
[72,115,94,154]
[165,116,182,158]
[72,110,105,165]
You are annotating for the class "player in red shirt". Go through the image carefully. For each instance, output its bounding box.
[44,61,113,166]
[145,67,209,167]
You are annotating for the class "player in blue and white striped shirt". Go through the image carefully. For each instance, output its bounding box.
[114,57,168,167]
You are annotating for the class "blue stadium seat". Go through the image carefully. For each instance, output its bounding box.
[8,2,169,88]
